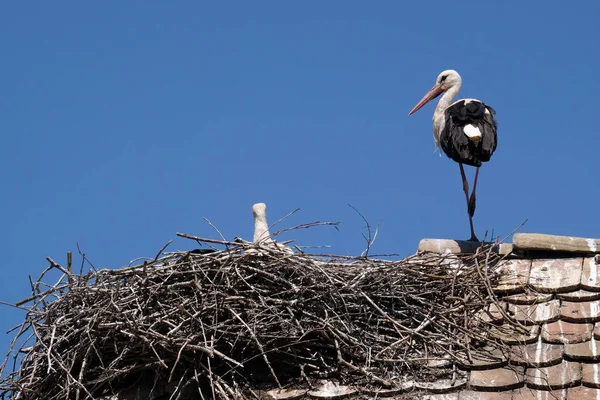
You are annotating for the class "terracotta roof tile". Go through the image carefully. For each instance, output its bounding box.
[528,258,583,293]
[510,388,567,399]
[265,388,308,399]
[469,366,525,391]
[594,324,600,340]
[420,394,460,400]
[491,323,540,345]
[477,303,504,324]
[582,256,600,291]
[581,363,600,388]
[509,300,561,324]
[525,360,581,390]
[561,300,600,323]
[361,382,414,397]
[556,289,600,302]
[418,238,482,254]
[415,377,467,393]
[458,391,513,400]
[565,340,600,361]
[424,357,453,368]
[494,259,531,294]
[565,385,600,399]
[542,320,593,344]
[456,348,506,370]
[513,233,600,254]
[509,339,564,367]
[503,292,553,305]
[306,381,357,399]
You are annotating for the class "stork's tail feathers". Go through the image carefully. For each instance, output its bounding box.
[463,124,482,143]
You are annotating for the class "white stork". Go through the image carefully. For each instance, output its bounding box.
[252,202,293,254]
[408,70,497,242]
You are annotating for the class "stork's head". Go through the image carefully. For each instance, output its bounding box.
[436,70,462,91]
[409,70,462,115]
[252,203,267,220]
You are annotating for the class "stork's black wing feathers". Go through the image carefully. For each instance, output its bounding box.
[440,100,498,167]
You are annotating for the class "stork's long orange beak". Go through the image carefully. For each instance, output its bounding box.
[408,84,444,115]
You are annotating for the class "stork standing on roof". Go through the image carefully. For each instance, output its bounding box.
[252,203,293,254]
[408,70,498,242]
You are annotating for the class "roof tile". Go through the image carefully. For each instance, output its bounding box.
[509,339,564,367]
[456,348,506,370]
[582,256,600,291]
[415,378,467,393]
[556,289,600,302]
[542,320,593,344]
[561,300,600,323]
[494,259,531,294]
[418,239,482,254]
[509,300,561,324]
[510,388,567,399]
[503,292,553,305]
[513,233,600,254]
[529,258,583,293]
[491,324,540,345]
[565,340,600,361]
[458,391,513,400]
[306,381,356,399]
[469,366,524,391]
[265,388,308,399]
[420,394,460,400]
[581,362,600,387]
[424,357,452,368]
[361,382,414,397]
[565,386,600,399]
[594,324,600,340]
[477,303,504,324]
[525,360,581,390]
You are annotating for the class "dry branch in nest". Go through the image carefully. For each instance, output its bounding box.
[0,232,513,399]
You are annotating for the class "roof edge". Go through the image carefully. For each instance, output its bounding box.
[418,233,600,257]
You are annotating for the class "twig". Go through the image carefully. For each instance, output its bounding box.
[348,204,380,258]
[271,221,340,237]
[203,217,228,243]
[268,207,300,233]
[76,242,96,273]
[176,232,240,247]
[153,240,173,262]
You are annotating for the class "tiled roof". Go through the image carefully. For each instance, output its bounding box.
[263,233,600,400]
[421,234,600,399]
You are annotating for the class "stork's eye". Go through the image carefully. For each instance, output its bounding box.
[440,75,448,83]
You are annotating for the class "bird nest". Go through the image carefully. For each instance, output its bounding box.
[0,233,512,400]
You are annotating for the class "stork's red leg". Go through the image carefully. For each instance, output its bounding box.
[459,164,478,242]
[468,167,480,218]
[459,163,470,204]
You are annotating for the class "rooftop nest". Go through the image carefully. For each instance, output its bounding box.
[0,226,514,400]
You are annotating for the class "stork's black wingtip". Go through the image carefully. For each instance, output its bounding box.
[190,249,216,254]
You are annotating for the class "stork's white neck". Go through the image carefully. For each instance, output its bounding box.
[253,214,272,243]
[435,82,461,117]
[431,81,461,148]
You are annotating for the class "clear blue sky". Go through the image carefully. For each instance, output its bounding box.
[1,2,598,358]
